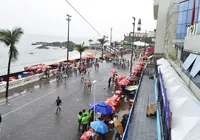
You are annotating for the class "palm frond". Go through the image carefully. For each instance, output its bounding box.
[74,44,88,53]
[11,27,24,44]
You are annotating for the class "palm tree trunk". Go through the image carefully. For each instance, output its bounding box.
[101,45,104,58]
[6,52,12,102]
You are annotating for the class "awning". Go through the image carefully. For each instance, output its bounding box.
[182,54,197,71]
[190,55,200,77]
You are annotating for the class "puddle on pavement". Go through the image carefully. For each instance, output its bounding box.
[34,85,40,89]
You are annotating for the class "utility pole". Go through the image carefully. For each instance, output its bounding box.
[110,28,112,53]
[144,30,147,49]
[130,17,136,76]
[66,14,72,64]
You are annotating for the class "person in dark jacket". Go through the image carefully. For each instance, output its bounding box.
[0,113,2,132]
[108,77,112,88]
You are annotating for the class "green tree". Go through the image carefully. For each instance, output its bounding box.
[97,36,108,58]
[0,27,24,102]
[74,42,88,65]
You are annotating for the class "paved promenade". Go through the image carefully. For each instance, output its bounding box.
[0,56,131,140]
[127,71,157,140]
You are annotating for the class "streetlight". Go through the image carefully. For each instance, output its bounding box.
[110,28,113,53]
[130,17,136,76]
[66,14,72,65]
[92,80,97,121]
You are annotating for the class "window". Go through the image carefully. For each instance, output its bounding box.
[188,0,194,10]
[181,24,187,33]
[196,0,200,8]
[176,25,181,33]
[181,11,187,24]
[176,33,181,39]
[180,33,186,39]
[187,10,193,23]
[195,8,199,22]
[178,12,182,24]
[183,1,189,11]
[179,2,184,12]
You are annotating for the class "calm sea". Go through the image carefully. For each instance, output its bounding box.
[0,34,88,76]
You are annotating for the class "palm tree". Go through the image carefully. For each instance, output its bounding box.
[74,42,88,65]
[97,36,108,59]
[0,27,24,102]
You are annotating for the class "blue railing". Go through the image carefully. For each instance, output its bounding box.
[122,67,145,140]
[154,75,162,140]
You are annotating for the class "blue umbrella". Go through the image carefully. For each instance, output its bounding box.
[90,101,112,114]
[90,120,109,134]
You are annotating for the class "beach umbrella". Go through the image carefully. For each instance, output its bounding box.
[52,62,60,66]
[137,61,144,66]
[90,101,113,115]
[110,69,118,74]
[125,85,139,91]
[81,56,88,60]
[43,65,51,69]
[136,64,144,69]
[90,121,109,134]
[105,99,118,107]
[128,76,140,82]
[26,66,37,71]
[80,128,94,140]
[134,67,142,71]
[117,75,126,80]
[132,71,138,76]
[118,79,130,86]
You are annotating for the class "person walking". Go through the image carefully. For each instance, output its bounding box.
[78,111,83,131]
[108,77,112,88]
[55,96,62,114]
[81,111,92,134]
[87,79,92,91]
[63,72,68,84]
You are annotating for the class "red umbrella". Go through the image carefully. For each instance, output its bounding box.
[110,69,118,74]
[52,62,60,66]
[104,100,116,111]
[81,56,88,60]
[128,76,140,81]
[136,64,144,69]
[132,71,138,76]
[118,79,130,86]
[145,52,149,56]
[69,59,75,62]
[42,65,51,69]
[134,67,142,71]
[26,66,38,71]
[64,62,71,65]
[137,61,144,66]
[117,75,126,80]
[37,63,47,69]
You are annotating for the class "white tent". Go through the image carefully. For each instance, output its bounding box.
[133,41,149,46]
[170,97,200,118]
[156,57,200,140]
[157,57,170,66]
[171,117,200,140]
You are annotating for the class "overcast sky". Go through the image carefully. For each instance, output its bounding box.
[0,0,156,42]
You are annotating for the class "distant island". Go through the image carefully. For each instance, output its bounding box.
[31,41,75,49]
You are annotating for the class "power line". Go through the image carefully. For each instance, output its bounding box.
[65,0,102,37]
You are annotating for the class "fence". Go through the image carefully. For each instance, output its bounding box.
[122,66,145,140]
[157,70,171,140]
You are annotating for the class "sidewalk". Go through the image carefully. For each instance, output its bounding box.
[127,72,157,140]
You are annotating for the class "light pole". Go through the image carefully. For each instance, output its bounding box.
[92,80,97,121]
[144,30,147,49]
[66,14,72,64]
[110,28,113,53]
[130,17,136,76]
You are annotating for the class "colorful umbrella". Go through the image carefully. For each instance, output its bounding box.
[131,71,138,76]
[80,128,94,140]
[81,56,88,60]
[110,69,118,74]
[26,66,37,71]
[90,102,113,114]
[52,62,60,66]
[128,76,140,81]
[43,65,51,69]
[90,120,109,134]
[125,85,139,91]
[137,61,144,66]
[134,67,142,71]
[136,64,144,69]
[117,75,126,80]
[118,79,130,86]
[104,100,117,110]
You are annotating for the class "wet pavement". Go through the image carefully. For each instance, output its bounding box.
[0,55,132,140]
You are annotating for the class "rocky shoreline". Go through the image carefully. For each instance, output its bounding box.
[32,41,75,49]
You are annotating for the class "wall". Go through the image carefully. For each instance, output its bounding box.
[184,34,200,53]
[154,0,172,54]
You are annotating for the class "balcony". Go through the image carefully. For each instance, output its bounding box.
[154,0,159,20]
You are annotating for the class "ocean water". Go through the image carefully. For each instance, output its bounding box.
[0,34,89,76]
